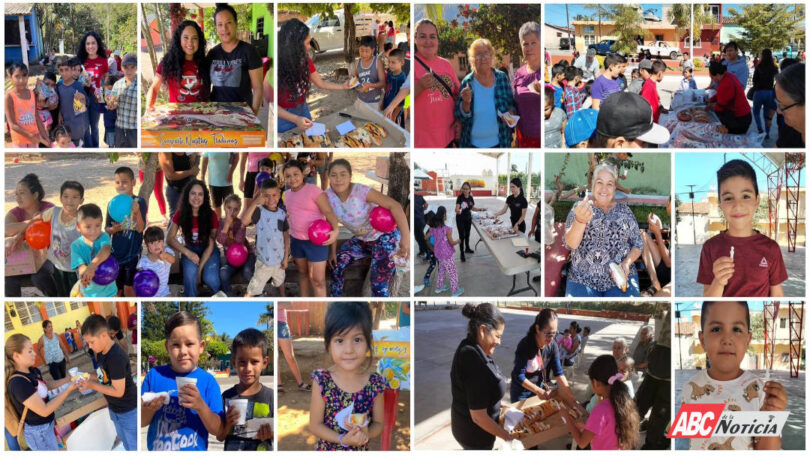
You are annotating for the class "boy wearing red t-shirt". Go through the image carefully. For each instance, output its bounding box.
[697,159,787,297]
[639,60,668,122]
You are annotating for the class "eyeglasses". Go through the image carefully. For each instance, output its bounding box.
[542,331,555,339]
[777,100,801,113]
[473,53,492,61]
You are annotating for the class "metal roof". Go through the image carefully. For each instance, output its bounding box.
[5,4,34,16]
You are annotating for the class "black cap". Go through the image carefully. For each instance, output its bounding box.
[596,92,670,145]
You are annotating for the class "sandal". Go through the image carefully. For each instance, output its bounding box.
[298,382,312,392]
[641,284,660,297]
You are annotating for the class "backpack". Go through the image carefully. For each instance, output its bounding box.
[5,373,31,437]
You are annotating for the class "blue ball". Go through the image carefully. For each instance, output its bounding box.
[108,194,133,223]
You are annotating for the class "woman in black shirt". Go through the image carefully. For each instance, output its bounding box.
[494,178,528,233]
[450,303,512,449]
[752,49,779,138]
[455,182,485,262]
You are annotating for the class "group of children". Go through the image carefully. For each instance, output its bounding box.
[5,315,137,450]
[354,36,410,128]
[5,54,137,149]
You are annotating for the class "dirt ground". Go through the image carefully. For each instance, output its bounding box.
[277,338,411,451]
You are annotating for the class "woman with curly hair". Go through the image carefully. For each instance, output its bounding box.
[146,20,209,108]
[166,179,222,297]
[277,18,352,133]
[77,31,109,148]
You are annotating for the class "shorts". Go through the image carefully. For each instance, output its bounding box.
[290,236,328,262]
[211,185,234,207]
[115,259,138,289]
[278,321,291,339]
[246,259,286,295]
[244,171,258,199]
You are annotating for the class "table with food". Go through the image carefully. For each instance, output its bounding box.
[471,211,541,296]
[659,89,765,148]
[279,99,409,148]
[141,102,266,148]
[501,397,588,449]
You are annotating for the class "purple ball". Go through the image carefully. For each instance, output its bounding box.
[92,257,119,286]
[134,269,160,297]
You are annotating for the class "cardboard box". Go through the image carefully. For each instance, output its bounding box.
[375,157,390,179]
[501,396,588,448]
[6,243,37,277]
[141,102,266,148]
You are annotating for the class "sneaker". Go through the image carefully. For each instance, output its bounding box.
[435,285,449,294]
[451,287,465,297]
[465,248,474,254]
[460,254,466,262]
[414,284,426,293]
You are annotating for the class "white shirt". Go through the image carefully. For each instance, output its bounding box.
[136,247,174,297]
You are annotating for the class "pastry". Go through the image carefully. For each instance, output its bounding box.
[677,110,692,121]
[349,413,365,426]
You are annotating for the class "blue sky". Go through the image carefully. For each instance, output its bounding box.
[674,153,768,202]
[675,301,768,321]
[206,301,273,338]
[545,4,745,27]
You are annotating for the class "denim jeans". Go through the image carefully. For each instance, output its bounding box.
[5,427,20,450]
[166,185,182,223]
[219,252,256,296]
[565,273,640,297]
[85,96,102,148]
[23,421,59,450]
[752,89,776,133]
[181,244,221,297]
[278,103,311,133]
[108,407,137,451]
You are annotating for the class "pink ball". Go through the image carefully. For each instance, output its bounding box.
[308,219,333,246]
[369,207,396,232]
[226,243,249,267]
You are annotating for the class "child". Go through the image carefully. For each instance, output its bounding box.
[106,316,130,354]
[544,87,566,148]
[590,53,625,110]
[252,157,276,199]
[71,203,117,297]
[218,194,256,296]
[640,59,668,122]
[34,75,57,139]
[308,302,386,450]
[202,152,238,218]
[5,334,78,450]
[413,210,437,294]
[697,160,787,297]
[242,179,289,297]
[41,181,84,296]
[382,49,408,127]
[561,65,585,116]
[65,328,77,351]
[282,160,340,297]
[561,354,640,450]
[107,53,138,147]
[102,75,119,147]
[51,125,75,148]
[628,64,645,94]
[136,227,176,297]
[564,108,598,148]
[5,62,51,147]
[427,206,464,296]
[353,36,386,111]
[105,167,146,297]
[680,66,698,91]
[561,329,573,351]
[56,58,88,146]
[681,301,787,449]
[550,63,565,108]
[217,328,274,450]
[78,315,138,450]
[141,311,225,450]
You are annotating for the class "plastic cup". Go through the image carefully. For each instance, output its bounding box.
[176,376,198,391]
[68,367,79,378]
[229,398,249,425]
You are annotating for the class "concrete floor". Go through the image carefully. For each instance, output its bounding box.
[673,369,805,450]
[413,306,653,450]
[414,197,541,298]
[674,244,806,297]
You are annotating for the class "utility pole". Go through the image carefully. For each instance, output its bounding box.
[687,184,697,244]
[676,302,683,370]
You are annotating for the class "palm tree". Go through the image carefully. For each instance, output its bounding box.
[667,4,716,46]
[584,4,612,42]
[423,4,444,23]
[256,304,274,330]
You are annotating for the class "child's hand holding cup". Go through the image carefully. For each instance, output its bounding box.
[177,376,201,409]
[228,398,249,426]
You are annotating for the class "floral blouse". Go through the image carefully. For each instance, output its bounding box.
[312,369,386,451]
[326,183,383,242]
[564,202,643,292]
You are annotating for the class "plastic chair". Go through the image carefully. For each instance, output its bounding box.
[65,408,119,451]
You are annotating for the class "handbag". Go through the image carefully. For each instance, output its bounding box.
[5,374,31,437]
[414,54,455,96]
[746,87,755,100]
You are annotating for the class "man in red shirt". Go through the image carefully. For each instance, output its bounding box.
[639,59,668,122]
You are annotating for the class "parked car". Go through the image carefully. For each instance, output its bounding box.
[589,39,619,56]
[559,37,576,50]
[638,41,681,60]
[305,9,395,60]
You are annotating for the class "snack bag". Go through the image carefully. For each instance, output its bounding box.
[73,91,87,115]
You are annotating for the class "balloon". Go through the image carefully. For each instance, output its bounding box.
[133,270,160,297]
[92,257,119,286]
[429,236,435,246]
[269,152,283,162]
[369,207,396,232]
[226,243,249,267]
[255,172,272,188]
[308,220,333,246]
[25,221,51,250]
[108,194,133,223]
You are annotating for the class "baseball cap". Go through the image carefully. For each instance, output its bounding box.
[596,92,670,145]
[122,53,137,67]
[565,109,598,147]
[639,59,653,71]
[587,48,597,58]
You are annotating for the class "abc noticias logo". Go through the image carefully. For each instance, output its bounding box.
[668,404,790,439]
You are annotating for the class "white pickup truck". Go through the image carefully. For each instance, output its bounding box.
[305,9,396,59]
[638,41,682,60]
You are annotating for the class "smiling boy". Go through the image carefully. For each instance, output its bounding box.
[70,203,117,297]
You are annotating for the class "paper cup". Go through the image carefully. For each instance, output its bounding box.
[68,367,79,378]
[229,398,249,425]
[176,376,198,391]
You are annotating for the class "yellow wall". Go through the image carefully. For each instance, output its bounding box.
[4,302,91,346]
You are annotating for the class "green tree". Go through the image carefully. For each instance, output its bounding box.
[584,4,613,41]
[466,5,542,71]
[141,301,212,342]
[202,3,254,44]
[437,20,469,60]
[611,5,646,55]
[726,5,805,54]
[142,338,169,365]
[256,303,275,329]
[666,4,717,45]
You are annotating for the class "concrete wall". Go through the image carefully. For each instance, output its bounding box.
[545,152,671,195]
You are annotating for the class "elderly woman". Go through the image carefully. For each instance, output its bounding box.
[451,303,511,450]
[706,60,752,134]
[455,39,516,148]
[414,19,460,148]
[564,162,643,297]
[511,309,576,405]
[632,325,655,370]
[775,63,805,143]
[513,22,542,148]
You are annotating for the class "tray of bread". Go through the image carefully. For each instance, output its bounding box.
[483,225,520,240]
[280,132,332,148]
[503,398,588,446]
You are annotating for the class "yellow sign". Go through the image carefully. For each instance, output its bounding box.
[373,341,409,359]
